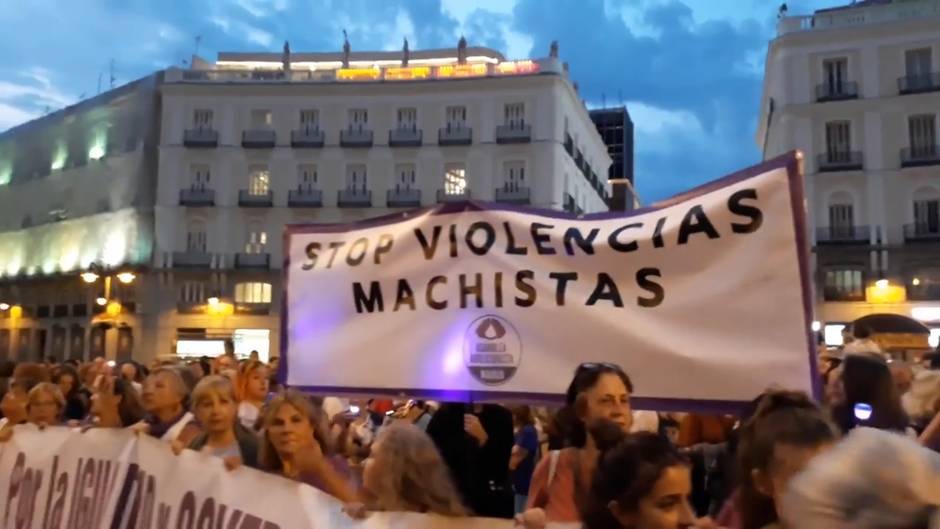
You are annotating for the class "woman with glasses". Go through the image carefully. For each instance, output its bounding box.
[521,362,634,525]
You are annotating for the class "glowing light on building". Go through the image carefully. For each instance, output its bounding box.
[106,301,122,317]
[0,163,10,186]
[912,307,940,322]
[495,60,539,75]
[436,63,488,78]
[336,67,381,81]
[384,66,431,80]
[102,228,127,267]
[88,129,107,161]
[51,143,67,171]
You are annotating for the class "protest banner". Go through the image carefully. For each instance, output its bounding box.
[0,425,565,529]
[282,152,817,410]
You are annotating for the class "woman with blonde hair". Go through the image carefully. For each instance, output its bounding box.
[259,390,358,502]
[359,422,468,516]
[183,376,260,469]
[26,382,65,427]
[235,360,269,430]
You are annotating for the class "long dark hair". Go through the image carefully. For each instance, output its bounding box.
[832,354,908,433]
[561,363,633,448]
[737,391,836,529]
[581,429,687,529]
[52,365,82,399]
[113,378,146,427]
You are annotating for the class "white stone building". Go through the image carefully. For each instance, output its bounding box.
[758,0,940,346]
[0,43,612,363]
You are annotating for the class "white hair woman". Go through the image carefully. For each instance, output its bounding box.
[358,422,468,517]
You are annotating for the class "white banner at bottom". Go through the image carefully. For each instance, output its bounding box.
[0,426,577,529]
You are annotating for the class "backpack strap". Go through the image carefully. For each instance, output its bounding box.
[547,450,561,487]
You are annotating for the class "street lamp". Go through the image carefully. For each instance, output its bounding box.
[0,303,9,311]
[117,272,136,284]
[81,264,136,314]
[81,272,99,284]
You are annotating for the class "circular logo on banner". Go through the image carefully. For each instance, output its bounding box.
[464,315,522,386]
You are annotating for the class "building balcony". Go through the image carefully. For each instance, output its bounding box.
[898,72,940,95]
[901,145,940,168]
[496,124,532,144]
[437,189,470,203]
[172,251,213,268]
[438,126,472,146]
[495,186,531,205]
[340,129,373,148]
[290,128,325,148]
[183,129,219,148]
[235,252,270,269]
[817,151,863,172]
[904,223,940,242]
[387,188,421,208]
[389,128,423,147]
[338,188,372,207]
[287,188,323,208]
[815,226,871,245]
[242,129,276,148]
[815,81,859,102]
[179,188,215,206]
[238,190,274,207]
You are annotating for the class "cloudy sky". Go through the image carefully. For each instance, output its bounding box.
[0,0,836,201]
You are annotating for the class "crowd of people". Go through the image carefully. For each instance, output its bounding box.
[0,338,939,528]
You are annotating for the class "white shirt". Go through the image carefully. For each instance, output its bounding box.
[238,401,261,430]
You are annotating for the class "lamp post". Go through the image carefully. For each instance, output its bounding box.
[81,263,136,359]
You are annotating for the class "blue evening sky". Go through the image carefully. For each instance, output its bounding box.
[0,0,836,202]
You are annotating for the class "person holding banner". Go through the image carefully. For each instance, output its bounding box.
[132,367,200,444]
[25,382,65,427]
[259,390,359,503]
[182,375,260,470]
[522,363,634,525]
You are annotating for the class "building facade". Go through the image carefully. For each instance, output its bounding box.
[589,106,638,210]
[0,74,163,361]
[150,45,610,362]
[758,0,940,346]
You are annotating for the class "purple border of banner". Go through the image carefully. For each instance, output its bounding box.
[279,151,819,414]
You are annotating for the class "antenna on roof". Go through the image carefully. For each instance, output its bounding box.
[109,59,116,89]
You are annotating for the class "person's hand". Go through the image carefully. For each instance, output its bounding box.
[343,503,370,520]
[283,437,326,477]
[514,508,546,529]
[128,421,150,436]
[170,440,186,455]
[0,425,13,443]
[92,375,123,427]
[464,414,488,447]
[223,456,243,472]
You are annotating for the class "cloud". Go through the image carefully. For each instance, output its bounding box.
[236,0,289,17]
[0,102,37,131]
[211,15,274,48]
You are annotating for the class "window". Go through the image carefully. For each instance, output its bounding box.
[397,108,417,131]
[345,164,367,191]
[446,106,467,129]
[190,164,211,190]
[394,164,416,191]
[823,58,848,92]
[914,197,940,234]
[186,222,207,252]
[825,121,852,162]
[824,269,864,301]
[300,109,319,131]
[444,163,467,195]
[348,109,368,131]
[503,161,525,191]
[298,164,317,190]
[828,203,854,238]
[906,48,932,78]
[245,229,267,254]
[178,282,205,304]
[235,282,272,304]
[909,115,937,155]
[504,103,525,128]
[193,109,213,129]
[909,268,940,301]
[250,110,272,128]
[248,165,270,195]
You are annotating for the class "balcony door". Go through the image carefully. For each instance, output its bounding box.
[909,114,937,157]
[503,161,525,192]
[190,164,210,190]
[395,164,416,191]
[446,106,467,130]
[504,103,525,128]
[828,203,855,239]
[906,48,932,78]
[914,198,940,234]
[193,109,213,130]
[348,109,368,132]
[825,121,851,163]
[298,164,317,191]
[346,164,367,191]
[823,58,848,94]
[186,222,207,252]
